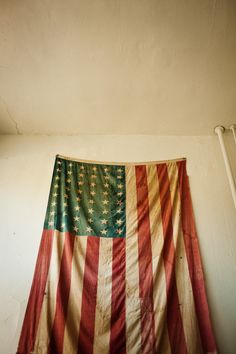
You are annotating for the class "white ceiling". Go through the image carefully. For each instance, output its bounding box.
[0,0,235,135]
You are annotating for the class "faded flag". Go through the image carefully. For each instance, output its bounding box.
[17,155,217,354]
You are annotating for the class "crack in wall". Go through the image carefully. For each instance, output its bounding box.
[0,96,21,135]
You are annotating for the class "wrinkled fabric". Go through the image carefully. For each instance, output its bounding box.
[17,155,217,354]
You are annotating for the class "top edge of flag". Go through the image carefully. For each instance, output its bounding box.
[56,154,187,166]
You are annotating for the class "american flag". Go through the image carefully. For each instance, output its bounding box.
[17,155,217,354]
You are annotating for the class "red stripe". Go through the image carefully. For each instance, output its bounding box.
[17,229,54,354]
[177,161,217,352]
[77,236,100,354]
[156,164,188,354]
[110,237,126,354]
[135,165,155,353]
[48,232,75,354]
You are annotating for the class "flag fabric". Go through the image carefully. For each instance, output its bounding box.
[17,155,217,354]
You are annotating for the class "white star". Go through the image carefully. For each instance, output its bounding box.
[104,183,109,188]
[50,211,55,215]
[117,208,122,214]
[73,226,78,232]
[55,176,60,180]
[116,228,122,235]
[117,192,123,196]
[88,218,93,223]
[117,183,123,189]
[117,175,122,179]
[116,219,122,225]
[54,184,59,189]
[56,168,61,172]
[53,193,58,197]
[90,182,96,187]
[88,208,94,214]
[117,200,123,206]
[102,199,109,205]
[89,199,95,204]
[104,175,109,180]
[91,174,97,179]
[63,202,68,207]
[61,223,66,229]
[48,220,54,226]
[101,219,108,225]
[101,229,107,235]
[86,226,92,233]
[64,194,69,199]
[76,197,81,202]
[75,206,80,211]
[67,178,71,183]
[78,189,83,194]
[104,167,109,172]
[51,201,56,207]
[66,187,70,191]
[69,163,73,167]
[57,161,62,165]
[74,216,79,221]
[81,166,85,170]
[78,181,84,186]
[102,209,108,215]
[117,168,122,173]
[92,166,97,171]
[68,170,72,175]
[103,191,108,196]
[79,173,84,178]
[90,190,96,196]
[63,211,67,216]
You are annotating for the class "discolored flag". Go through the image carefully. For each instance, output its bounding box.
[17,155,217,354]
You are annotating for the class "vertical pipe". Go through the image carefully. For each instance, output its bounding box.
[229,124,236,145]
[214,125,236,208]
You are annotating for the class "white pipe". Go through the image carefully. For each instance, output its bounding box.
[214,125,236,208]
[229,124,236,145]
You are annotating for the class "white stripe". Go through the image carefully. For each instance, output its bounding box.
[125,165,142,354]
[93,237,113,354]
[34,230,65,352]
[63,236,88,354]
[146,165,171,354]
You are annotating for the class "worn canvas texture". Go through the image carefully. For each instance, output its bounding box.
[17,155,217,354]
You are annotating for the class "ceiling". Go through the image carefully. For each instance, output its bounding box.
[0,0,235,135]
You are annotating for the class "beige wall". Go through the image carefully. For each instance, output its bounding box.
[0,135,236,354]
[1,0,236,136]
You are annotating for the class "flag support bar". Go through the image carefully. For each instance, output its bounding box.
[214,125,236,208]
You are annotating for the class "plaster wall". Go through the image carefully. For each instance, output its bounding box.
[1,0,236,135]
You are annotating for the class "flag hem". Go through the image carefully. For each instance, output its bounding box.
[56,154,187,166]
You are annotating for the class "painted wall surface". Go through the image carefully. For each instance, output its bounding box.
[0,135,236,354]
[0,0,236,135]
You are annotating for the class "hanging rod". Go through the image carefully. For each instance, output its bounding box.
[229,124,236,145]
[214,125,236,208]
